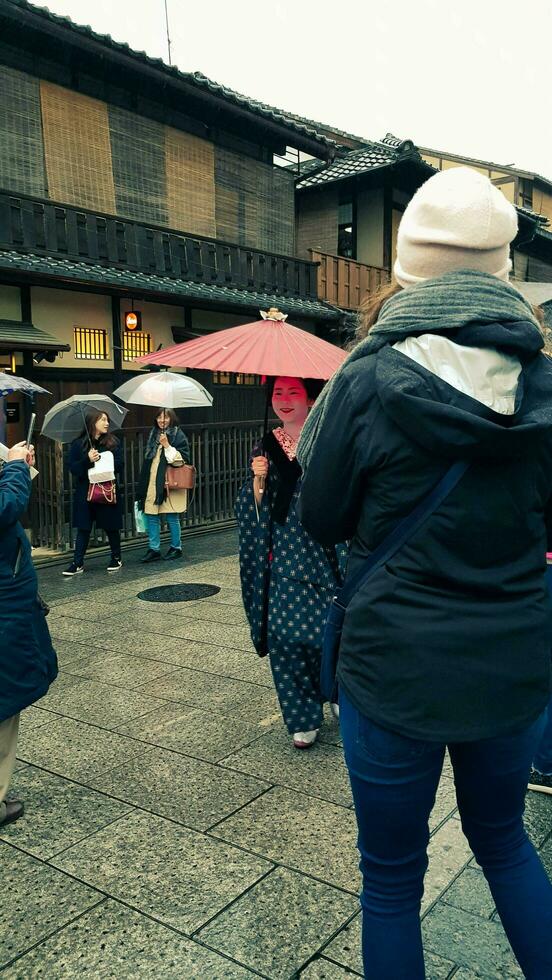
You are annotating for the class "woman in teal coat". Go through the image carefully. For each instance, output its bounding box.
[0,444,58,826]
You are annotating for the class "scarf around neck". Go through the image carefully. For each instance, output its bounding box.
[297,270,542,468]
[145,424,180,460]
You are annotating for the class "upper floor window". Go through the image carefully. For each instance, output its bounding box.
[520,178,533,210]
[338,200,356,259]
[74,326,108,360]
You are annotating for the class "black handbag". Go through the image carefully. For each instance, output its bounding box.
[321,461,469,702]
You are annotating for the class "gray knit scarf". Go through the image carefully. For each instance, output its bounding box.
[298,270,541,468]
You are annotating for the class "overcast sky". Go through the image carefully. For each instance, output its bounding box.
[41,0,551,180]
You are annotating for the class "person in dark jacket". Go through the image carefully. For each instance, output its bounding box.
[136,409,190,562]
[0,442,58,826]
[63,411,123,575]
[298,167,552,979]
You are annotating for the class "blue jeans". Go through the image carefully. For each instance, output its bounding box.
[145,513,181,552]
[533,696,552,774]
[340,690,552,980]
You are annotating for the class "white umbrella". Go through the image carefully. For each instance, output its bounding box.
[113,372,213,409]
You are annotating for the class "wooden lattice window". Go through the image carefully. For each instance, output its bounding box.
[123,331,152,361]
[74,327,108,360]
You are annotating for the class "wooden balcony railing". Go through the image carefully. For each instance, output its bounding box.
[0,190,319,300]
[309,250,389,310]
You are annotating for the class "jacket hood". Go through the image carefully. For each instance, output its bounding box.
[375,319,552,461]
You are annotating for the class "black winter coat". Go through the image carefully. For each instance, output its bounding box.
[0,461,58,722]
[298,319,552,742]
[69,438,124,532]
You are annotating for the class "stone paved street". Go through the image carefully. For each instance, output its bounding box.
[1,529,551,978]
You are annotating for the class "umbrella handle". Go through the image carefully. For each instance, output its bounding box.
[258,475,265,495]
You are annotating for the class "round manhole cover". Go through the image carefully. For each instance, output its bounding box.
[137,583,221,603]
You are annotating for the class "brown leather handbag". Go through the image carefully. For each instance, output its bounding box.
[165,463,196,492]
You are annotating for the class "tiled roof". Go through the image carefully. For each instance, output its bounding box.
[5,0,336,153]
[0,250,342,321]
[0,317,70,352]
[297,140,430,189]
[419,144,552,189]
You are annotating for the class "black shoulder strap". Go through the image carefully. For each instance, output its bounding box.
[337,461,469,609]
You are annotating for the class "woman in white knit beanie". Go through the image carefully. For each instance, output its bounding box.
[298,166,552,979]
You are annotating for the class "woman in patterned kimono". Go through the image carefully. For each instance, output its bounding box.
[236,376,345,749]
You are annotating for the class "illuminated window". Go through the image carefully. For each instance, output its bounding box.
[213,372,260,385]
[123,331,152,361]
[74,327,108,360]
[0,353,16,373]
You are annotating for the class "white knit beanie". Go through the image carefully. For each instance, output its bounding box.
[394,166,518,288]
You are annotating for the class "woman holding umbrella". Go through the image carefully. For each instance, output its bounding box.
[135,408,191,562]
[136,309,348,746]
[236,376,346,749]
[113,372,211,562]
[63,411,124,576]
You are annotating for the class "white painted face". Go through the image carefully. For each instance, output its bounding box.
[271,377,312,427]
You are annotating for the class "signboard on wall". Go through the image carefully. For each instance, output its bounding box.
[5,403,20,423]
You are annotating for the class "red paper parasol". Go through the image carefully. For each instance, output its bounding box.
[138,308,346,380]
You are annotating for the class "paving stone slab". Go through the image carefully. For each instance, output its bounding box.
[86,745,270,831]
[119,636,272,687]
[77,627,200,661]
[423,818,473,913]
[136,667,275,713]
[18,706,54,734]
[2,899,256,979]
[323,914,363,975]
[422,902,523,978]
[0,767,132,859]
[98,608,196,634]
[0,842,102,969]
[45,637,99,666]
[164,619,255,652]
[441,867,495,919]
[115,701,270,763]
[221,728,353,806]
[524,791,552,848]
[319,917,454,978]
[50,810,272,935]
[539,833,552,876]
[108,601,248,628]
[16,716,148,781]
[38,672,168,727]
[212,786,360,891]
[48,598,123,623]
[47,618,100,643]
[429,777,458,832]
[197,866,358,979]
[299,958,361,978]
[63,651,181,689]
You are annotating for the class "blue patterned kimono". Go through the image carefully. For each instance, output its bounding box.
[236,430,347,735]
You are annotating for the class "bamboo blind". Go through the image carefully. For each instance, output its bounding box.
[0,67,47,197]
[40,82,116,212]
[214,147,294,252]
[109,106,167,225]
[165,127,216,237]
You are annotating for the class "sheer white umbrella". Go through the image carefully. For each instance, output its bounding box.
[113,372,213,409]
[42,394,127,443]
